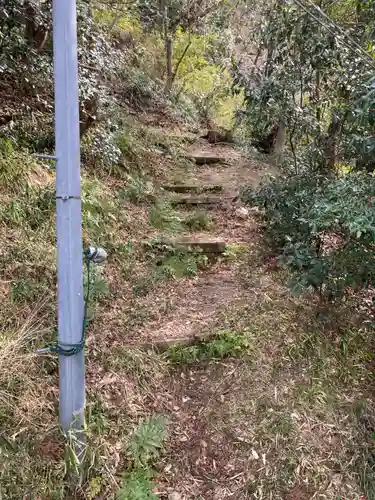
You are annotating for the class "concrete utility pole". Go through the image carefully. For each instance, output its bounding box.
[52,0,85,432]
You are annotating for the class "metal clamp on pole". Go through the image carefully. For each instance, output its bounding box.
[34,154,58,161]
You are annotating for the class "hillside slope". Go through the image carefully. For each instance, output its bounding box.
[2,1,375,498]
[1,115,375,499]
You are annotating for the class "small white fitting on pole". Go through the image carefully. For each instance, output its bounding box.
[52,0,85,432]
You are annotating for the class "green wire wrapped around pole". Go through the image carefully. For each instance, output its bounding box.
[37,256,91,356]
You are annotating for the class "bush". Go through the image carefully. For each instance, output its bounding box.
[81,126,122,170]
[243,171,375,300]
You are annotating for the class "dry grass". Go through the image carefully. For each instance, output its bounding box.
[152,255,375,499]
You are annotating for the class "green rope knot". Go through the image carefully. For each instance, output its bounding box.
[37,254,91,357]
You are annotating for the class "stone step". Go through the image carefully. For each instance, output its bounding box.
[162,184,223,194]
[136,333,216,352]
[174,236,226,254]
[170,194,223,206]
[188,152,227,165]
[143,236,227,256]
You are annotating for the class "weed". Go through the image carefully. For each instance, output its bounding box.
[132,248,205,295]
[118,468,158,500]
[11,278,44,303]
[127,415,167,466]
[0,140,32,192]
[167,330,250,364]
[266,413,294,437]
[84,264,109,320]
[183,210,211,230]
[81,126,122,171]
[117,129,138,161]
[110,241,136,280]
[132,277,154,297]
[143,238,211,280]
[1,184,55,230]
[223,243,248,263]
[120,175,155,204]
[104,349,168,404]
[122,303,150,328]
[119,416,167,499]
[149,201,184,232]
[142,236,174,257]
[155,248,209,280]
[63,402,115,493]
[82,178,118,243]
[114,118,190,174]
[116,242,134,260]
[149,203,212,234]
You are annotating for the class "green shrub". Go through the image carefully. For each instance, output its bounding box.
[242,171,375,300]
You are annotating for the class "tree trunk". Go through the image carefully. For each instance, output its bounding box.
[271,121,286,166]
[324,113,341,171]
[165,35,173,93]
[23,0,49,51]
[170,39,191,87]
[161,0,173,94]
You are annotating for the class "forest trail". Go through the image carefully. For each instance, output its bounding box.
[132,134,370,499]
[130,135,275,347]
[87,130,371,500]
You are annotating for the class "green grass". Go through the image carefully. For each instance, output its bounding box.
[119,174,156,204]
[149,201,185,232]
[149,200,211,233]
[154,249,209,279]
[183,210,211,230]
[222,243,248,263]
[11,278,46,303]
[166,330,251,364]
[0,138,34,192]
[131,245,210,296]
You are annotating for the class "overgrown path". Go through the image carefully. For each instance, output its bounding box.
[94,133,375,499]
[129,137,273,347]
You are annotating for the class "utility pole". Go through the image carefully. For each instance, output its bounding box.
[53,0,85,432]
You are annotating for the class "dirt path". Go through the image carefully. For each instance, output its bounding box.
[129,138,274,347]
[89,134,373,500]
[137,137,372,500]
